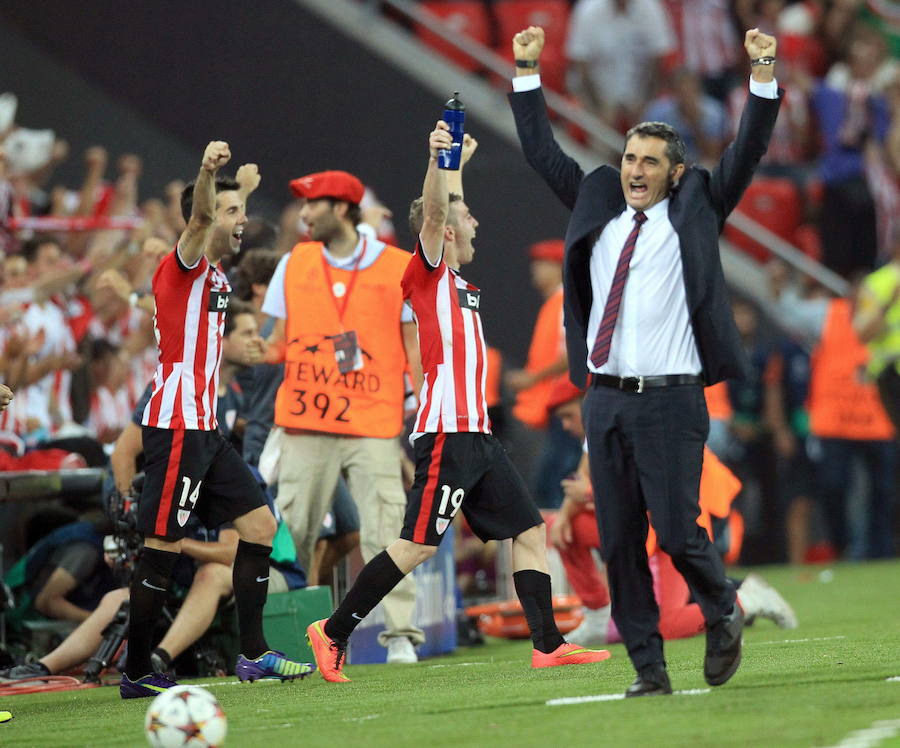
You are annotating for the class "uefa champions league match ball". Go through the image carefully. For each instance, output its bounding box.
[144,685,227,747]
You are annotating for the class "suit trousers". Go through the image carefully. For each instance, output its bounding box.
[582,383,735,670]
[277,432,424,646]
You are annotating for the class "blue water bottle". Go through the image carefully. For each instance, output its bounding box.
[438,92,465,170]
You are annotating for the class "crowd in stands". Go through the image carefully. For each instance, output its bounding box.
[0,0,897,677]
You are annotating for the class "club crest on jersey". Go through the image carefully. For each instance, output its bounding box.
[457,288,481,311]
[177,509,191,527]
[208,291,230,312]
[435,517,451,535]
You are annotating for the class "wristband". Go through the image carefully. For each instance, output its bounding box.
[515,59,539,69]
[750,56,776,66]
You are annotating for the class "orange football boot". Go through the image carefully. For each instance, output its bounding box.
[306,619,351,683]
[532,642,612,668]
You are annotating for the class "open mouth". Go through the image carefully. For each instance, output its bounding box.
[232,227,243,244]
[629,183,648,199]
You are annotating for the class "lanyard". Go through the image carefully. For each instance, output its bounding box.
[321,237,367,326]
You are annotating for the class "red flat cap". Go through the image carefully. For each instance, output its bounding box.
[545,375,585,413]
[289,170,364,204]
[529,239,565,263]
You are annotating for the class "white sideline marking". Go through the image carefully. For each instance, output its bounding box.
[749,636,846,646]
[819,719,900,748]
[427,662,489,669]
[342,714,380,723]
[547,688,710,706]
[887,676,900,683]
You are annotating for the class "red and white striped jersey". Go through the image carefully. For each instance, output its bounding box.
[88,385,131,442]
[401,242,490,439]
[141,249,230,430]
[667,0,739,77]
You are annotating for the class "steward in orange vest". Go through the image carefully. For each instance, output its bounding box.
[808,298,895,441]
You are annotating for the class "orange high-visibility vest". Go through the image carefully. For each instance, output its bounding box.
[513,287,564,429]
[808,299,895,441]
[274,242,411,438]
[485,346,502,408]
[704,381,733,421]
[646,446,742,556]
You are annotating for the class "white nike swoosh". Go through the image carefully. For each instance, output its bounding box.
[351,612,364,620]
[256,576,270,583]
[142,579,165,592]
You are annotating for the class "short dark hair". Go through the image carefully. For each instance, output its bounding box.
[241,217,278,251]
[624,122,687,167]
[232,249,282,301]
[224,298,254,336]
[21,235,60,264]
[180,175,240,223]
[322,198,361,227]
[89,338,119,363]
[408,193,463,236]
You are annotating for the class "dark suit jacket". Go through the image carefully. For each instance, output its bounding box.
[509,86,782,388]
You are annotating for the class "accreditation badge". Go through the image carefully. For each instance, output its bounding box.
[332,330,364,374]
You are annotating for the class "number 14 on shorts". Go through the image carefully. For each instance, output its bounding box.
[436,484,464,536]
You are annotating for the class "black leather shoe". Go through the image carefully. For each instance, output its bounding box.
[625,664,672,697]
[704,604,744,686]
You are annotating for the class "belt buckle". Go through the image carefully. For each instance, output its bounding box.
[636,376,645,393]
[618,376,644,393]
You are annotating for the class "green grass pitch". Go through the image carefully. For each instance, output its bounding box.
[2,561,899,747]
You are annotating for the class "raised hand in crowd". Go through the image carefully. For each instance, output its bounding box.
[0,383,13,412]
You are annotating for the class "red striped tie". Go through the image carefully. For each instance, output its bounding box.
[590,211,647,368]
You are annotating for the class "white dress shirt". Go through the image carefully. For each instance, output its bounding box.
[510,72,779,376]
[587,200,701,376]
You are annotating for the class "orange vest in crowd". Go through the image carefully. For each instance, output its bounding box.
[274,242,411,438]
[808,298,895,441]
[513,287,565,429]
[704,381,733,421]
[485,346,502,409]
[646,446,743,558]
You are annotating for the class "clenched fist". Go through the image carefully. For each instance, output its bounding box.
[429,120,452,159]
[512,26,544,62]
[202,141,231,173]
[236,163,261,195]
[744,28,777,60]
[0,384,12,412]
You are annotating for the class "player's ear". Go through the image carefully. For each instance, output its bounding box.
[444,224,455,242]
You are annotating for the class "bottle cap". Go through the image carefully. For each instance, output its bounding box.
[444,92,464,110]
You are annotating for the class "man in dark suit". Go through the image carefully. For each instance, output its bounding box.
[509,26,781,696]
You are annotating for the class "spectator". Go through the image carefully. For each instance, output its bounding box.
[811,23,893,277]
[86,339,130,445]
[643,68,728,167]
[565,0,677,130]
[505,240,580,508]
[663,0,741,101]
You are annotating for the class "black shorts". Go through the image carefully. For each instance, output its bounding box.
[139,427,267,540]
[401,432,543,547]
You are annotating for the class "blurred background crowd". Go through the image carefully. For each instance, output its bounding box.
[0,0,897,656]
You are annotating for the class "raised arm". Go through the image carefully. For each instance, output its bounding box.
[709,29,781,221]
[178,141,231,268]
[508,26,584,210]
[236,163,261,208]
[446,134,478,199]
[420,121,452,265]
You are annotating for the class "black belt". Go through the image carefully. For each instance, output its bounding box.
[590,373,702,393]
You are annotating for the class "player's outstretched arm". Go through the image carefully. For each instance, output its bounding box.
[236,163,261,209]
[178,141,231,268]
[420,121,452,265]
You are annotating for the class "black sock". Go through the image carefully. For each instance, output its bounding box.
[513,569,565,654]
[233,540,272,659]
[152,647,172,670]
[125,547,179,678]
[324,550,405,643]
